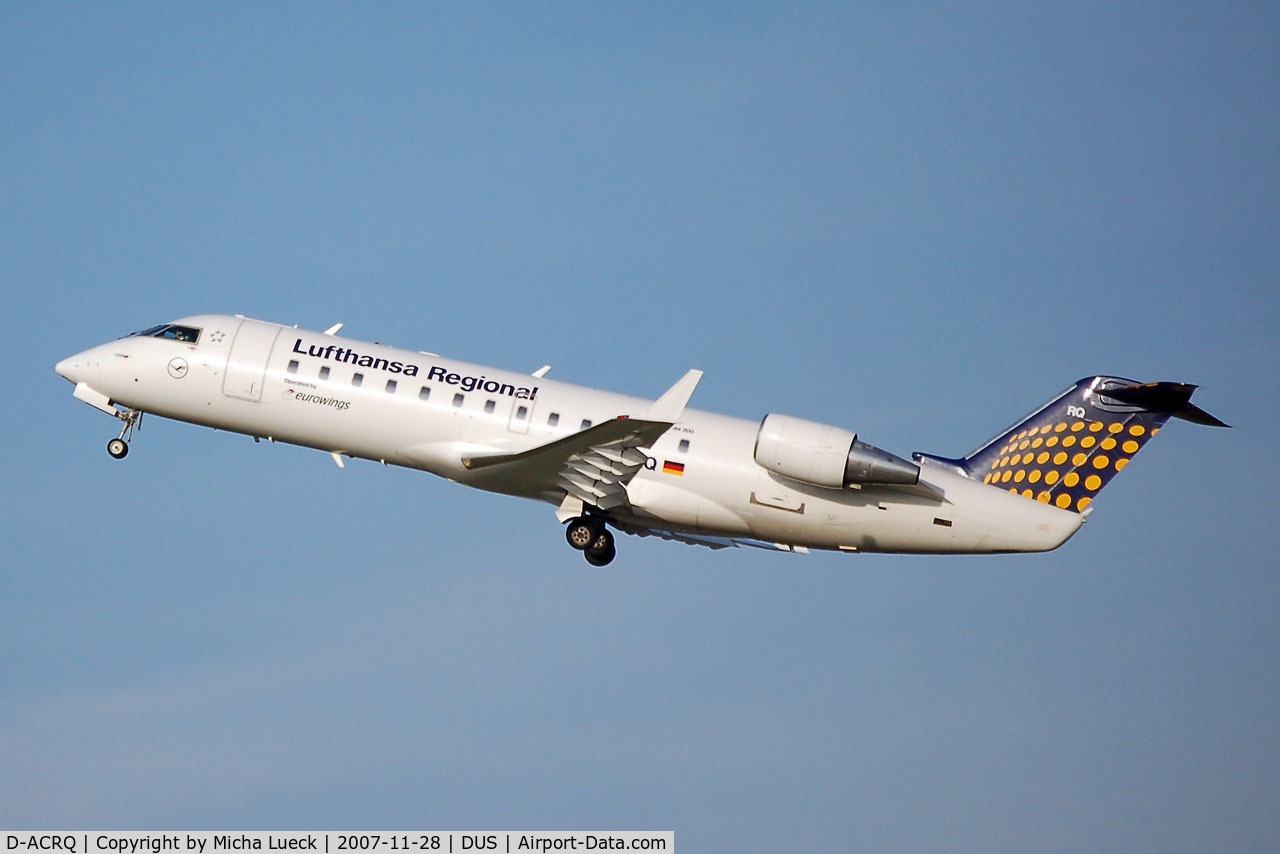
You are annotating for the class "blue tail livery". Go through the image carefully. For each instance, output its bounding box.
[918,377,1229,514]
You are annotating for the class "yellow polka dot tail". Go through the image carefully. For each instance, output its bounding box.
[926,377,1228,513]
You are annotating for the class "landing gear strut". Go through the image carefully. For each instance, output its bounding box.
[565,516,617,566]
[106,408,142,460]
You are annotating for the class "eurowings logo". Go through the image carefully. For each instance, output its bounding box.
[283,388,351,411]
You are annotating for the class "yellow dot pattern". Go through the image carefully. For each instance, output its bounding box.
[970,396,1171,513]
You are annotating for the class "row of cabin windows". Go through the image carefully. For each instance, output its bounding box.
[286,358,593,430]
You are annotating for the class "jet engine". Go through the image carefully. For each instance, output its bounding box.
[753,413,919,488]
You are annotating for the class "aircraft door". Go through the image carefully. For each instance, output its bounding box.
[222,319,282,401]
[507,398,535,434]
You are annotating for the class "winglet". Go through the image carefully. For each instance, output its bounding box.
[323,323,344,336]
[643,369,703,422]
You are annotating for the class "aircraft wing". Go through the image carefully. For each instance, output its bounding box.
[460,370,702,513]
[461,417,674,511]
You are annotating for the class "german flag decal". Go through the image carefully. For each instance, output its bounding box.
[663,460,685,476]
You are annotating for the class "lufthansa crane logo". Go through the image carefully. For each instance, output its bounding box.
[167,357,189,379]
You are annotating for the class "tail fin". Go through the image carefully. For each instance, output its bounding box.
[923,377,1227,513]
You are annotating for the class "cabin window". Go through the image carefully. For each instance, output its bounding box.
[678,439,690,453]
[319,366,330,380]
[580,419,592,430]
[484,400,496,414]
[547,412,560,427]
[418,386,430,400]
[516,406,528,420]
[287,360,299,374]
[452,393,464,407]
[352,373,363,387]
[385,380,397,394]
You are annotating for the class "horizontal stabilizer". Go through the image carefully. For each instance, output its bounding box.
[1097,382,1230,428]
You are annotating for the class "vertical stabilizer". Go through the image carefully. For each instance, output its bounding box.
[940,377,1226,513]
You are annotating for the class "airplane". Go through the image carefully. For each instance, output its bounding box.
[55,314,1227,565]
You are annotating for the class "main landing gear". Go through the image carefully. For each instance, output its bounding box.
[565,516,617,566]
[106,408,142,459]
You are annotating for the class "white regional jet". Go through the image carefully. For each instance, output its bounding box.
[56,314,1226,565]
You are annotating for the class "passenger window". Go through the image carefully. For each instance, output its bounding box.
[678,439,690,453]
[484,400,496,414]
[547,412,560,427]
[385,380,397,393]
[418,386,431,401]
[581,419,592,430]
[516,406,528,420]
[287,360,299,374]
[452,393,464,407]
[352,373,363,387]
[319,366,330,380]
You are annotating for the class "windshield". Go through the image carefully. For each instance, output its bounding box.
[126,323,201,343]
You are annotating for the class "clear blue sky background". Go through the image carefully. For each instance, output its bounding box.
[3,2,1278,849]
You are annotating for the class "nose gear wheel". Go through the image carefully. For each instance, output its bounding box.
[106,408,142,460]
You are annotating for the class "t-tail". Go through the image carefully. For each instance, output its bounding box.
[917,377,1228,514]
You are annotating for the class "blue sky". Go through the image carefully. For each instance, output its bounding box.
[3,2,1278,849]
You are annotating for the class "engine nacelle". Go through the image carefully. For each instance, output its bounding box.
[753,413,919,488]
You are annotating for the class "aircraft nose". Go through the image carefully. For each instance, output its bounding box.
[55,352,92,384]
[55,356,78,381]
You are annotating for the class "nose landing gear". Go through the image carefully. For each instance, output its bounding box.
[106,408,142,460]
[565,516,617,566]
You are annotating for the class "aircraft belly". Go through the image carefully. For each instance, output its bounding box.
[731,468,1084,553]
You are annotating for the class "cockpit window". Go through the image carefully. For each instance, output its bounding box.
[128,325,168,338]
[128,324,201,343]
[159,325,200,342]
